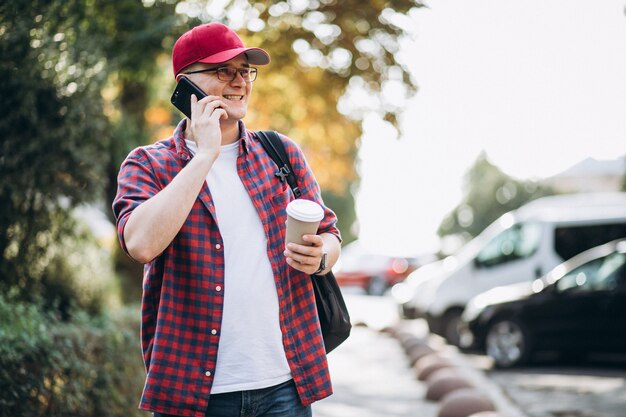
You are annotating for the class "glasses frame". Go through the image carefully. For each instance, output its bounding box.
[184,66,258,82]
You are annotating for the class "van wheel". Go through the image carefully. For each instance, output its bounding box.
[442,309,463,346]
[485,318,532,368]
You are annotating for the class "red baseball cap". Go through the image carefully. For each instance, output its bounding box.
[172,23,270,76]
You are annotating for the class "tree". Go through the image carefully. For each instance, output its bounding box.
[0,1,111,304]
[0,0,182,307]
[437,152,556,241]
[94,2,185,301]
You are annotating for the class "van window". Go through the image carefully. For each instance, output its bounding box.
[554,223,626,261]
[475,222,542,268]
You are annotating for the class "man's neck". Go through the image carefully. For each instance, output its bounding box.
[220,120,241,145]
[184,119,241,145]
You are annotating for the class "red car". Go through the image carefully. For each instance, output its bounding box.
[333,243,428,295]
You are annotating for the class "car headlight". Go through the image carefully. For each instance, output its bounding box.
[478,305,497,324]
[462,298,489,323]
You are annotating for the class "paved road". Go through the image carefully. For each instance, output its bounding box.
[486,362,626,417]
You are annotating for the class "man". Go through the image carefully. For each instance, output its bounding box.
[112,22,341,417]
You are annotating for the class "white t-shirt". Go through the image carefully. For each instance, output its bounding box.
[186,139,292,393]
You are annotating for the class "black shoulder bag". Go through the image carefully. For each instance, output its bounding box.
[256,130,351,353]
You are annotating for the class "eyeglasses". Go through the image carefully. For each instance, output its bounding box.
[184,66,258,82]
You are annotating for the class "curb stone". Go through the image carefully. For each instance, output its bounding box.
[391,321,530,417]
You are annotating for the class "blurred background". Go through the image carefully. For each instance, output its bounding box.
[1,0,625,416]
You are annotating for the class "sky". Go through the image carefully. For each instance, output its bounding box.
[354,0,626,256]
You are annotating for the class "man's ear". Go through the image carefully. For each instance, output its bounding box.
[175,74,186,82]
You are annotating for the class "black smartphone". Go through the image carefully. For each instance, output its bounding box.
[170,76,207,118]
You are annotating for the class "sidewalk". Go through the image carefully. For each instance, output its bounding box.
[312,294,527,417]
[313,325,440,417]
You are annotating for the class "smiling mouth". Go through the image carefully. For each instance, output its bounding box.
[223,95,244,101]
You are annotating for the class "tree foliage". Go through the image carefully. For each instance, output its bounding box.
[0,1,110,302]
[437,152,557,241]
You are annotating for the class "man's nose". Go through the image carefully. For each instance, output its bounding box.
[230,71,247,85]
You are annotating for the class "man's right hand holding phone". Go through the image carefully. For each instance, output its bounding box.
[188,93,228,162]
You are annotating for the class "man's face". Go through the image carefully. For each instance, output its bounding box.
[182,55,253,121]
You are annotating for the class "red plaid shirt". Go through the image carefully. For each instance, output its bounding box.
[112,119,341,416]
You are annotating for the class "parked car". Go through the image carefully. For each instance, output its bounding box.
[333,241,434,295]
[392,192,626,346]
[459,239,626,368]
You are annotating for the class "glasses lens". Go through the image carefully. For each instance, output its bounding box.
[248,68,258,82]
[217,68,237,81]
[215,67,257,82]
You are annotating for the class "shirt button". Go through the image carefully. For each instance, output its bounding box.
[216,286,222,292]
[211,329,217,335]
[215,243,222,250]
[205,371,212,377]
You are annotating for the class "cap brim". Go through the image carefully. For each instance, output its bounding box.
[197,47,270,66]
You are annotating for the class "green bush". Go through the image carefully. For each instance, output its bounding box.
[0,297,145,417]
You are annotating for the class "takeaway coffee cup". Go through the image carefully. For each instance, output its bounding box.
[285,199,324,246]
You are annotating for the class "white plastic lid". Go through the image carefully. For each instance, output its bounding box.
[286,199,324,222]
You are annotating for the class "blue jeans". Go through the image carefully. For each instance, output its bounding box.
[153,379,312,417]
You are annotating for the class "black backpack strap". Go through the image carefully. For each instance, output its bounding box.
[256,130,302,198]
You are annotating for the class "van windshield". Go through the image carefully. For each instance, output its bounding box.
[475,222,542,268]
[453,213,515,263]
